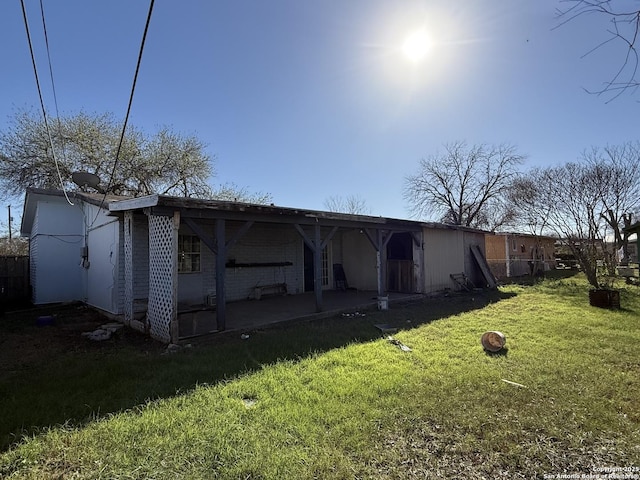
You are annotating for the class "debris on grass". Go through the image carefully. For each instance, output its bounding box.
[242,397,257,408]
[81,329,112,341]
[387,336,412,352]
[342,311,366,318]
[501,379,527,388]
[81,323,124,342]
[481,331,506,352]
[375,324,398,334]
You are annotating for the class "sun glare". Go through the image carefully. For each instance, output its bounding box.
[402,29,432,63]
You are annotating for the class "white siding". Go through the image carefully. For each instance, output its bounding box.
[29,213,39,303]
[85,203,121,314]
[176,222,304,305]
[226,223,302,302]
[31,200,84,304]
[132,215,149,303]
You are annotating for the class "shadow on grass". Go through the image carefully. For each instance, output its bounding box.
[0,289,515,452]
[484,347,509,357]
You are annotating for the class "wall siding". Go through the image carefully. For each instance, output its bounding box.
[30,201,84,304]
[226,223,302,302]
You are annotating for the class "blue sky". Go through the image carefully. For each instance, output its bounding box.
[1,0,639,230]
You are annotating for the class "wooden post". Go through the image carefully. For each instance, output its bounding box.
[170,211,180,343]
[215,218,226,331]
[377,229,385,297]
[314,224,323,312]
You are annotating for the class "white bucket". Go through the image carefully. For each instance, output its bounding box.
[377,296,389,310]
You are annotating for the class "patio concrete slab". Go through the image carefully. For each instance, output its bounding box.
[178,290,423,340]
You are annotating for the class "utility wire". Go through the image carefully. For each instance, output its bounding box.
[20,0,73,206]
[39,0,61,125]
[96,0,155,216]
[39,0,68,163]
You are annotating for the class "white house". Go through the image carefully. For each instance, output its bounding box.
[21,188,491,343]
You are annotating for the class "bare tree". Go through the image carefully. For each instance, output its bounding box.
[515,163,620,289]
[404,141,525,229]
[211,182,273,205]
[556,1,640,101]
[324,194,372,215]
[583,142,640,263]
[0,218,28,256]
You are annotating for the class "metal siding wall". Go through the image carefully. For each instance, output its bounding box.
[423,228,465,292]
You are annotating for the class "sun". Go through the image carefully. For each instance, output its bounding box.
[402,29,432,63]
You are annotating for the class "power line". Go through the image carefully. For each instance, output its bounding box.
[39,0,61,124]
[19,0,73,206]
[98,0,155,211]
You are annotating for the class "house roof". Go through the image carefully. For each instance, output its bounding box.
[20,188,130,236]
[21,188,487,235]
[108,193,425,230]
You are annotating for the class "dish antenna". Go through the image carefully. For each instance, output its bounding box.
[72,171,103,193]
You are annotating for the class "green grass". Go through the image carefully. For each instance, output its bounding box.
[1,276,639,479]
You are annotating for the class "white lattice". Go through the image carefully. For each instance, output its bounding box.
[123,211,133,326]
[147,213,178,343]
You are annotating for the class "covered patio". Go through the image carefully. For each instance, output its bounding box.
[109,195,424,343]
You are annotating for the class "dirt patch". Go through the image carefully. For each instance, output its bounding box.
[0,303,163,378]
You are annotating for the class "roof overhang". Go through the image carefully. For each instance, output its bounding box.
[109,194,426,231]
[20,188,129,236]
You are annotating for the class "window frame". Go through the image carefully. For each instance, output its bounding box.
[178,234,201,273]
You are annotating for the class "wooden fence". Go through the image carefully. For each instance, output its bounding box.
[0,256,30,304]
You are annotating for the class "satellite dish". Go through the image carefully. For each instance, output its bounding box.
[72,171,103,192]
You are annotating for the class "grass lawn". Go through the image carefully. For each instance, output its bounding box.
[0,275,639,479]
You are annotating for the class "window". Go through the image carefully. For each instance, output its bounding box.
[178,235,201,273]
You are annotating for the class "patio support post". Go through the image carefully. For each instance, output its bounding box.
[313,223,323,312]
[411,231,425,294]
[377,229,386,297]
[294,223,338,313]
[123,211,133,326]
[363,228,395,297]
[215,218,226,331]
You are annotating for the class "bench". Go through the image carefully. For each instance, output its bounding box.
[253,283,287,300]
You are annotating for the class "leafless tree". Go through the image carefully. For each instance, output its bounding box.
[324,194,372,215]
[211,182,273,205]
[513,159,638,289]
[0,219,28,256]
[583,142,640,263]
[403,141,525,229]
[556,0,640,101]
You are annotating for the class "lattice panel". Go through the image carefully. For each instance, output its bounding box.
[147,214,177,343]
[123,211,133,326]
